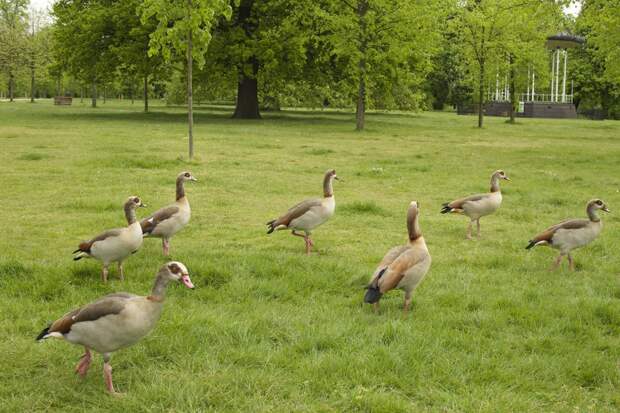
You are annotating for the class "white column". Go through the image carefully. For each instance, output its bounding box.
[562,49,567,103]
[532,72,535,100]
[550,50,555,102]
[555,48,560,102]
[495,72,499,101]
[527,65,531,101]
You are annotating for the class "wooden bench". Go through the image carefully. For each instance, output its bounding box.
[54,96,73,105]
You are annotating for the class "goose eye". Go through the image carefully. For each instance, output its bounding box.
[184,173,190,177]
[134,198,140,204]
[597,200,603,205]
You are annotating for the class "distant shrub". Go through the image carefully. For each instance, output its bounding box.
[18,153,48,161]
[340,201,388,216]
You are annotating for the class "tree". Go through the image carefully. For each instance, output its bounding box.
[579,0,620,85]
[26,7,50,102]
[52,0,119,107]
[571,0,620,119]
[324,0,444,130]
[142,0,231,159]
[0,0,28,102]
[204,1,324,119]
[454,0,562,127]
[111,0,166,113]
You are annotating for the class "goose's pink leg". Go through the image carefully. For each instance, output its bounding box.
[550,254,564,271]
[102,354,117,394]
[291,231,309,254]
[74,347,92,378]
[162,238,170,256]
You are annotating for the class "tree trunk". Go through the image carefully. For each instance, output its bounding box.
[30,62,35,103]
[8,72,14,102]
[103,85,107,104]
[143,73,149,113]
[80,86,84,103]
[355,0,369,131]
[187,29,194,160]
[356,69,366,131]
[232,0,261,119]
[478,59,485,128]
[91,82,97,108]
[233,67,261,119]
[508,55,516,124]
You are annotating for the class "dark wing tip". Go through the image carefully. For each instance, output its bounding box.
[36,326,50,341]
[364,286,382,304]
[525,240,536,250]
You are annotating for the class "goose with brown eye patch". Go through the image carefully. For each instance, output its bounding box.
[440,170,509,240]
[36,261,194,394]
[266,169,339,254]
[364,201,431,314]
[140,171,197,256]
[73,196,146,282]
[526,199,609,271]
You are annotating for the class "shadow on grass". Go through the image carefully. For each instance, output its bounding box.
[33,104,424,127]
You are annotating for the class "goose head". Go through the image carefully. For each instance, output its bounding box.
[125,196,146,209]
[325,169,340,182]
[162,261,195,289]
[588,199,610,213]
[492,170,510,181]
[179,171,198,183]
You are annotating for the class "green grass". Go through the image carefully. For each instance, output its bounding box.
[1,99,619,412]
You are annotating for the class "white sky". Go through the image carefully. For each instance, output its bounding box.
[29,0,583,17]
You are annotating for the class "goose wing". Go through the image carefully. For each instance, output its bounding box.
[526,219,590,248]
[442,193,489,213]
[267,198,322,233]
[140,205,180,235]
[75,229,123,254]
[37,293,136,340]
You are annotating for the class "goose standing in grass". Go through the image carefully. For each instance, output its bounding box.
[73,196,145,282]
[266,169,339,254]
[526,199,609,271]
[440,170,510,239]
[36,262,195,395]
[141,171,197,256]
[364,201,431,313]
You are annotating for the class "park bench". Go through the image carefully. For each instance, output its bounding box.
[54,96,73,105]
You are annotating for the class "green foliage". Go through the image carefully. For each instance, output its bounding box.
[580,0,620,85]
[141,0,232,69]
[324,0,446,111]
[571,0,620,119]
[0,0,29,98]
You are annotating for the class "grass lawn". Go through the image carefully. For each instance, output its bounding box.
[1,99,619,412]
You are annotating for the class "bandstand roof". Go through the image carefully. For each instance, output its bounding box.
[546,33,585,49]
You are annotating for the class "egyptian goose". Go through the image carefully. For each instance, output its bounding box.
[364,201,431,313]
[36,261,195,394]
[73,196,145,282]
[440,170,510,239]
[140,171,197,256]
[266,169,339,254]
[526,199,609,270]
